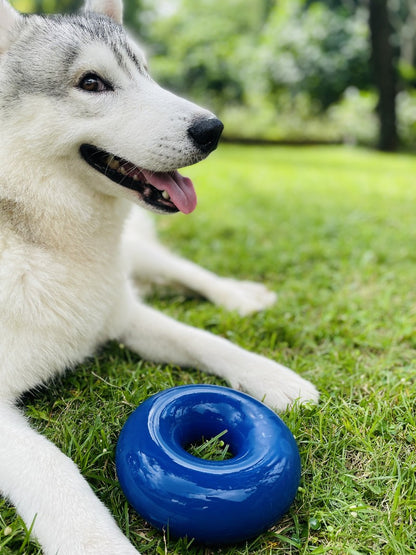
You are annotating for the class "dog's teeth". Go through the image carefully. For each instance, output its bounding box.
[162,190,170,200]
[108,158,120,170]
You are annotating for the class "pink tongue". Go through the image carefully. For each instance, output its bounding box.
[141,169,197,214]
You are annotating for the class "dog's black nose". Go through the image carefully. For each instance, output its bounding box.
[188,117,224,154]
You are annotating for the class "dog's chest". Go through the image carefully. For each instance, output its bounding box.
[0,232,125,394]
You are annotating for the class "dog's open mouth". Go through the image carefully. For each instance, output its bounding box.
[80,144,197,214]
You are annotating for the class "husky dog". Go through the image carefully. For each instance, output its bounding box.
[0,0,318,552]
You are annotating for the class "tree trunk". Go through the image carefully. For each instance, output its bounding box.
[369,0,398,151]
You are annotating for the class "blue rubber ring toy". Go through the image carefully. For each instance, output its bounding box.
[116,384,301,545]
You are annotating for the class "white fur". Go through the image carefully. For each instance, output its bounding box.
[0,0,318,553]
[0,0,20,53]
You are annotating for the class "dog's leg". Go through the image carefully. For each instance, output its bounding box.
[123,216,277,315]
[119,301,318,411]
[0,401,139,555]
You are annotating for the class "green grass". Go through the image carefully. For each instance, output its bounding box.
[1,145,415,554]
[186,430,233,461]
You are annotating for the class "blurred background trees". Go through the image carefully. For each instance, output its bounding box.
[13,0,416,150]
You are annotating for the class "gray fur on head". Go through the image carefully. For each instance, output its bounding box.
[0,0,123,55]
[0,7,140,104]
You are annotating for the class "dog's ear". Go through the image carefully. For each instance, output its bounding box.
[83,0,123,24]
[0,0,21,53]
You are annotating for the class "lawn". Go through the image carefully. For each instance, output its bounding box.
[1,145,415,554]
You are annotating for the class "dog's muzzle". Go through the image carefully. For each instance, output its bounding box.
[80,117,223,215]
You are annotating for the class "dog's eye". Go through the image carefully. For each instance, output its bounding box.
[78,73,112,93]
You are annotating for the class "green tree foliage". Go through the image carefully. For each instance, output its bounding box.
[145,0,415,147]
[146,0,268,110]
[13,0,80,14]
[147,0,370,112]
[259,0,370,109]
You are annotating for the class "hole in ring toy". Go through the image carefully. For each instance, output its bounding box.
[116,384,301,545]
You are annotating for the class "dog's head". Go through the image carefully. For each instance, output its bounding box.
[0,0,223,214]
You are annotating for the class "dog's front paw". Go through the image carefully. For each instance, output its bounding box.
[209,278,277,316]
[227,357,319,412]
